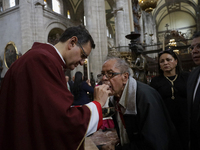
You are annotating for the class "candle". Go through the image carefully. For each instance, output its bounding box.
[163,34,165,51]
[128,0,134,32]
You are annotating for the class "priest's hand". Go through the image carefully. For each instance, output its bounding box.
[93,84,111,107]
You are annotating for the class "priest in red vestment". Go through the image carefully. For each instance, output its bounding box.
[0,25,111,150]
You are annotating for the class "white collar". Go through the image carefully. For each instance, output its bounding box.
[110,76,137,115]
[47,43,65,64]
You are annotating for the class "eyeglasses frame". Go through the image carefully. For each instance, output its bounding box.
[77,41,88,59]
[99,72,122,79]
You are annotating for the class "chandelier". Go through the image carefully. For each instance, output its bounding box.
[138,0,158,12]
[168,39,177,47]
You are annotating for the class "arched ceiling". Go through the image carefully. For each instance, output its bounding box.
[152,0,198,31]
[68,0,82,13]
[68,0,115,31]
[67,0,198,37]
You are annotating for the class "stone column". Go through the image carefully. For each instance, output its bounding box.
[20,0,45,54]
[140,14,144,44]
[3,0,10,10]
[196,3,200,31]
[32,0,45,43]
[84,0,107,80]
[115,0,132,52]
[19,0,33,54]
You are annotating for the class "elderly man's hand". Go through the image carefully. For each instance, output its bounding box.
[101,140,118,150]
[93,84,111,107]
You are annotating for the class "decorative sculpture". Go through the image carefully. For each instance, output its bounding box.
[125,32,147,83]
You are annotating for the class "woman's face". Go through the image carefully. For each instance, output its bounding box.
[159,53,177,73]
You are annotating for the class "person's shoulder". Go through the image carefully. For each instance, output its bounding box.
[137,81,157,93]
[81,81,89,87]
[68,80,74,84]
[28,43,53,56]
[190,66,200,74]
[82,81,87,85]
[189,66,200,79]
[151,75,163,81]
[136,81,162,102]
[31,42,53,51]
[179,71,190,79]
[180,71,190,75]
[150,75,163,85]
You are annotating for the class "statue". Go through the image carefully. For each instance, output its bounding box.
[131,44,147,83]
[125,32,147,83]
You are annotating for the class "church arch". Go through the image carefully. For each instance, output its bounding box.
[48,28,64,45]
[45,22,67,43]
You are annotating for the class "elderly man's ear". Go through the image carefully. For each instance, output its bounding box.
[122,72,129,84]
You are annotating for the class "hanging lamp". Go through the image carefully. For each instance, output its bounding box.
[138,0,158,12]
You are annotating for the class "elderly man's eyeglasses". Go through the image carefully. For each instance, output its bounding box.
[188,43,200,53]
[98,72,121,79]
[77,41,88,59]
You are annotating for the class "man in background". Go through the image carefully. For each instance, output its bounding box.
[187,31,200,150]
[68,75,75,91]
[65,75,71,91]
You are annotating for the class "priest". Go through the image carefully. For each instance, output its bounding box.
[0,25,111,150]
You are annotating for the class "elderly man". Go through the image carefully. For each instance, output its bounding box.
[187,31,200,150]
[100,57,182,150]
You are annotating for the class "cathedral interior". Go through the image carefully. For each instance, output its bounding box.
[0,0,199,84]
[0,0,199,149]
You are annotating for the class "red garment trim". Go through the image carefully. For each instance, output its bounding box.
[92,101,103,130]
[73,105,82,107]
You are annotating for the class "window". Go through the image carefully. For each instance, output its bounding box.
[67,10,70,19]
[84,16,86,26]
[10,0,15,7]
[107,28,109,37]
[44,0,47,8]
[52,0,61,14]
[0,2,3,12]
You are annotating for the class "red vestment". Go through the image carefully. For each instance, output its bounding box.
[0,43,102,150]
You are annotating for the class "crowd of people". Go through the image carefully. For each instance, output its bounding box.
[0,25,200,150]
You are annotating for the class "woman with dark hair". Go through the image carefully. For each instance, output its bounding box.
[150,49,189,150]
[72,71,94,105]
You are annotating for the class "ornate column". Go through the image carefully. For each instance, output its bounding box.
[84,0,107,80]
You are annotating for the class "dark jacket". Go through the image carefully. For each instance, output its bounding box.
[110,81,182,150]
[187,66,200,149]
